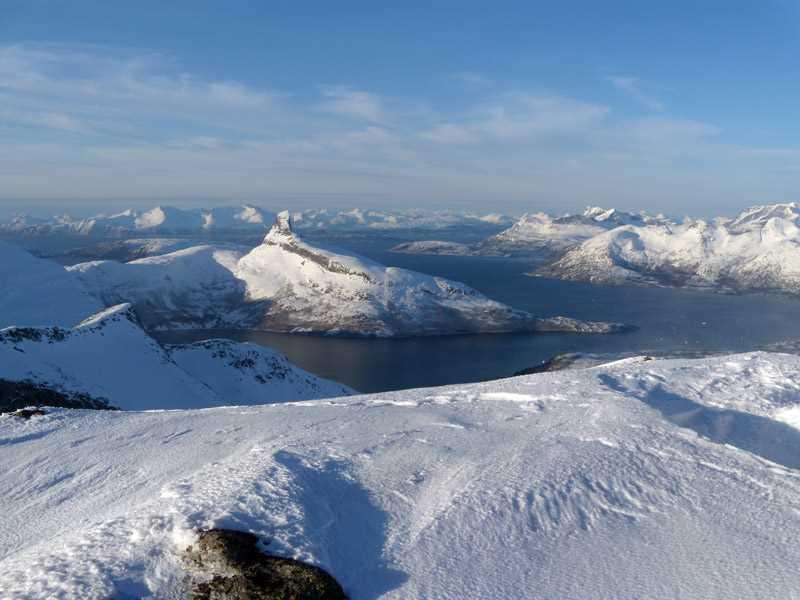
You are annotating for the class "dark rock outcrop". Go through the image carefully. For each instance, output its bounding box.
[0,378,116,413]
[6,407,47,419]
[184,528,346,600]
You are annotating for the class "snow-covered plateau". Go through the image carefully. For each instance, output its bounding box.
[3,351,800,598]
[69,211,627,336]
[540,203,800,294]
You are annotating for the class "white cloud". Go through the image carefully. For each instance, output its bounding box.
[318,86,386,123]
[607,76,664,111]
[421,95,610,144]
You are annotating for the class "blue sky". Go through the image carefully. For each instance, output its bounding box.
[2,1,800,216]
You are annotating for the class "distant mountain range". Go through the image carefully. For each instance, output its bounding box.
[0,205,512,238]
[1,205,274,237]
[69,211,627,336]
[393,202,800,298]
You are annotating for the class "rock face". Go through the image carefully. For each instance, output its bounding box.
[540,203,800,295]
[71,211,627,336]
[184,529,346,600]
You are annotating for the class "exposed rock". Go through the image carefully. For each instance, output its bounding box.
[514,353,587,375]
[184,528,346,600]
[6,407,47,419]
[0,378,116,413]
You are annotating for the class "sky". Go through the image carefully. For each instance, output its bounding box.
[2,0,800,216]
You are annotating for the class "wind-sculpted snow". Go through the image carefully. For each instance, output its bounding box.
[3,352,800,598]
[540,203,800,295]
[0,240,102,328]
[70,211,628,336]
[0,304,353,410]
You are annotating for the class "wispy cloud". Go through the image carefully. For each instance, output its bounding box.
[1,43,798,214]
[606,76,664,111]
[451,71,493,88]
[318,86,387,124]
[421,94,609,144]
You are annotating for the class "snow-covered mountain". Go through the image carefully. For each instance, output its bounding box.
[0,206,510,241]
[0,303,353,411]
[0,205,275,237]
[540,203,800,295]
[485,207,669,254]
[393,206,673,258]
[3,351,800,598]
[70,211,627,335]
[0,240,103,328]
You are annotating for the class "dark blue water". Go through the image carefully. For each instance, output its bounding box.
[154,245,800,393]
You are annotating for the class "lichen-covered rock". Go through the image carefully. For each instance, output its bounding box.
[184,528,346,600]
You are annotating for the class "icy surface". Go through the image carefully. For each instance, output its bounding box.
[2,352,800,598]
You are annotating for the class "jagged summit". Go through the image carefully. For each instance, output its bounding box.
[275,209,294,233]
[264,209,297,244]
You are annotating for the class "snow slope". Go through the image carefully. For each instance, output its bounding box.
[0,304,353,410]
[541,203,800,294]
[2,351,800,598]
[59,238,249,264]
[70,212,626,335]
[0,240,102,328]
